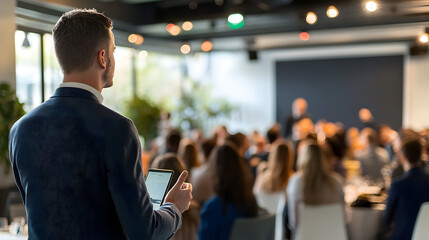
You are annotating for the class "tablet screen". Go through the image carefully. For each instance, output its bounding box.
[145,169,173,210]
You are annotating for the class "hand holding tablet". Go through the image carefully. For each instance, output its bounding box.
[164,171,193,213]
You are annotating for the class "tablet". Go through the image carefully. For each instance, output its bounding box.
[145,169,174,210]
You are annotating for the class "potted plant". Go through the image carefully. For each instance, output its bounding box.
[124,96,161,148]
[0,83,25,171]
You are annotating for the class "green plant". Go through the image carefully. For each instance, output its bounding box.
[124,96,161,146]
[174,79,235,133]
[0,83,25,170]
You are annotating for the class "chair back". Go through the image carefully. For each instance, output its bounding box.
[295,203,348,240]
[255,191,284,214]
[412,202,429,240]
[229,214,276,240]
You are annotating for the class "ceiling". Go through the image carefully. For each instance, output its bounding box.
[15,0,429,53]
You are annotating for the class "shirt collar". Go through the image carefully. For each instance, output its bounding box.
[59,82,103,103]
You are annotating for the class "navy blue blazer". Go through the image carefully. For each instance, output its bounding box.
[9,87,181,240]
[384,167,429,240]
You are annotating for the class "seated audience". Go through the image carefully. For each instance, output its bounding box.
[324,133,347,179]
[178,138,200,173]
[344,127,363,160]
[287,141,344,237]
[356,128,389,184]
[253,140,294,195]
[151,153,200,240]
[191,139,217,205]
[198,143,258,240]
[378,124,398,162]
[165,128,182,154]
[384,138,429,240]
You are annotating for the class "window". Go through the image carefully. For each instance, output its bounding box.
[103,46,134,114]
[43,34,63,99]
[15,30,42,112]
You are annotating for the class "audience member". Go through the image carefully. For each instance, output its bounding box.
[253,140,294,194]
[378,124,399,162]
[191,139,217,205]
[151,154,200,240]
[384,138,429,240]
[165,128,182,154]
[198,143,258,240]
[212,125,229,145]
[324,133,347,179]
[356,128,389,184]
[287,141,344,237]
[177,138,200,173]
[291,117,316,171]
[284,98,311,138]
[344,127,363,160]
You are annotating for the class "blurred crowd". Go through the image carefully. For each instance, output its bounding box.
[141,98,429,240]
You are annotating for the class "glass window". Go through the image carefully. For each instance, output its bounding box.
[43,33,63,99]
[15,30,42,112]
[103,46,134,114]
[135,51,183,109]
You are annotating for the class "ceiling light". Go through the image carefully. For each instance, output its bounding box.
[201,40,213,52]
[326,6,339,18]
[139,50,148,59]
[365,1,377,12]
[227,13,244,29]
[419,33,429,43]
[299,32,310,41]
[128,34,137,44]
[128,33,144,45]
[181,43,191,54]
[306,12,317,25]
[166,23,181,36]
[182,21,193,31]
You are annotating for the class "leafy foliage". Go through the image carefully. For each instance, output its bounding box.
[173,79,235,133]
[124,96,161,145]
[0,83,25,170]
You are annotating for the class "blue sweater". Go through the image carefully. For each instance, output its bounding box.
[198,196,248,240]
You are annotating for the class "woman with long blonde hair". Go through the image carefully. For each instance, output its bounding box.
[286,140,344,233]
[253,140,294,194]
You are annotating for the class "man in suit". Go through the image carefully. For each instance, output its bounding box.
[9,9,192,239]
[384,138,429,240]
[283,98,310,138]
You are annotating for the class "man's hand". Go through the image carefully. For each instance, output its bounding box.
[164,170,193,213]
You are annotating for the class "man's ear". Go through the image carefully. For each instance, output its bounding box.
[97,49,107,70]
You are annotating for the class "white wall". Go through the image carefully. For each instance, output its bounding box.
[406,54,429,130]
[207,42,429,134]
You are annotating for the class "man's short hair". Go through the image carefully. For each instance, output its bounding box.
[266,126,279,144]
[53,9,113,74]
[402,139,422,164]
[165,128,181,154]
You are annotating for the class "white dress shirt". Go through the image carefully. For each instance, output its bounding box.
[59,82,104,103]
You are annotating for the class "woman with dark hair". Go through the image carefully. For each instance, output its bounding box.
[198,143,259,240]
[178,138,200,173]
[152,153,200,240]
[286,140,344,236]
